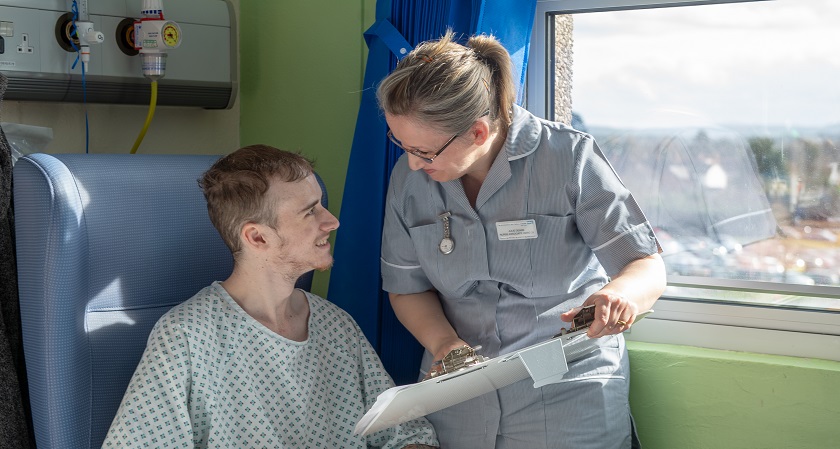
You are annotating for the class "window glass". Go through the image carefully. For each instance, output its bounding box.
[553,0,840,311]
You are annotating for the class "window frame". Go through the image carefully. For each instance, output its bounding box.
[526,0,840,362]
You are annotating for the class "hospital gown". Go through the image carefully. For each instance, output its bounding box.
[102,281,438,448]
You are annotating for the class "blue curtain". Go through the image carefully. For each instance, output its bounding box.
[329,0,537,385]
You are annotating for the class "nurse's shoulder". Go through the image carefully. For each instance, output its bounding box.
[387,153,433,199]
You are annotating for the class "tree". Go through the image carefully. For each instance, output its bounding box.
[749,137,787,179]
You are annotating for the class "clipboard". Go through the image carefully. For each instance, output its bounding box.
[354,310,652,436]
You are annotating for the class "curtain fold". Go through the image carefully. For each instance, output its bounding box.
[329,0,537,385]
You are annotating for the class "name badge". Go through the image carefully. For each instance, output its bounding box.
[496,219,538,241]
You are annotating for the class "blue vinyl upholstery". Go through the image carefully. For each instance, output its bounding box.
[13,153,326,449]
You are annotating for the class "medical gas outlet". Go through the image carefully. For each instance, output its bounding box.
[53,0,105,64]
[74,20,105,64]
[134,0,182,79]
[54,12,104,62]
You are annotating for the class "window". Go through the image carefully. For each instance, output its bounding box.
[528,0,840,360]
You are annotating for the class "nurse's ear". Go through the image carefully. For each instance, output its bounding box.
[468,117,492,147]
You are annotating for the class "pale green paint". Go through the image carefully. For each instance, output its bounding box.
[628,342,840,449]
[239,0,376,297]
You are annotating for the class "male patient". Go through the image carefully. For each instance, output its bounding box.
[103,145,438,448]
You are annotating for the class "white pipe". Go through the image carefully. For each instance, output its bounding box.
[77,0,90,21]
[74,0,103,64]
[142,0,164,16]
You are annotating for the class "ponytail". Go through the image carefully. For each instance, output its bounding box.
[377,30,516,135]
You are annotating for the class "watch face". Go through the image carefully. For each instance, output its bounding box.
[439,238,454,255]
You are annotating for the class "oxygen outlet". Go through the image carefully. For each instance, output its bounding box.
[55,12,79,52]
[116,18,139,56]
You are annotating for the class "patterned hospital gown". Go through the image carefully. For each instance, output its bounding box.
[103,281,438,448]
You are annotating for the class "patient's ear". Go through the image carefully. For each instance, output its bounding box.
[241,222,268,251]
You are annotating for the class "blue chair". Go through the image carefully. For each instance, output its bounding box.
[13,153,326,449]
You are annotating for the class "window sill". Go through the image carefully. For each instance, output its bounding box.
[627,297,840,362]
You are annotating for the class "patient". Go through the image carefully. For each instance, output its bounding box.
[103,145,438,448]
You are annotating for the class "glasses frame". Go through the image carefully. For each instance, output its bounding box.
[387,130,459,164]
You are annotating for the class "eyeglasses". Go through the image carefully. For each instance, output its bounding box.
[387,130,458,164]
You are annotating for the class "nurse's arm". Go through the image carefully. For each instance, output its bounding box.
[603,252,666,312]
[562,253,666,338]
[389,290,468,362]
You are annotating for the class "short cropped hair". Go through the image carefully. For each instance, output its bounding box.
[198,144,314,257]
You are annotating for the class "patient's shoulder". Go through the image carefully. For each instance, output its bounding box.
[304,292,367,344]
[155,283,227,331]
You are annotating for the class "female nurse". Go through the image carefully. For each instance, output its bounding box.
[377,30,666,449]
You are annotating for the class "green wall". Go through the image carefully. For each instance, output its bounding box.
[239,3,840,447]
[240,0,376,297]
[628,342,840,448]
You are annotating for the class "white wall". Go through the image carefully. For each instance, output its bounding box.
[2,0,240,156]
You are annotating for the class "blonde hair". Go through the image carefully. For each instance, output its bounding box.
[198,144,314,257]
[377,30,516,135]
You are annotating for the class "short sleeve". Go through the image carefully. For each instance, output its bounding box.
[380,162,436,295]
[102,317,195,448]
[572,135,661,275]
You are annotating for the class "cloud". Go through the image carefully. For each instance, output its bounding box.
[568,0,840,129]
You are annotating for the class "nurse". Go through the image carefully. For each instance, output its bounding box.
[377,30,667,449]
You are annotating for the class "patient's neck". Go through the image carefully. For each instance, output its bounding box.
[221,265,309,341]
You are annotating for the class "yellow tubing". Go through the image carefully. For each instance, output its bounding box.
[130,80,158,154]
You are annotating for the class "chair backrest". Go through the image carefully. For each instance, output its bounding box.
[13,153,326,449]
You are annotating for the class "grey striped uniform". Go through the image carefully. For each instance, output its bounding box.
[380,105,660,449]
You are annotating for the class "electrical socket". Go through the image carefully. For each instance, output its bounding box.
[16,32,33,54]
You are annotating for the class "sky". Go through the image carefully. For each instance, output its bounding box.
[570,0,840,131]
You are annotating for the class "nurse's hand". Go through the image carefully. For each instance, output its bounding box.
[431,337,470,363]
[422,338,471,380]
[561,290,639,338]
[562,254,665,338]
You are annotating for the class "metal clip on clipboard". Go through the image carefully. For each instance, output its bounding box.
[428,305,600,387]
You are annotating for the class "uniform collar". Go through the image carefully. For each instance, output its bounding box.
[504,104,542,161]
[437,106,542,211]
[445,106,541,210]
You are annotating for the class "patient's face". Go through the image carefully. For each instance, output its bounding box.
[264,174,339,277]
